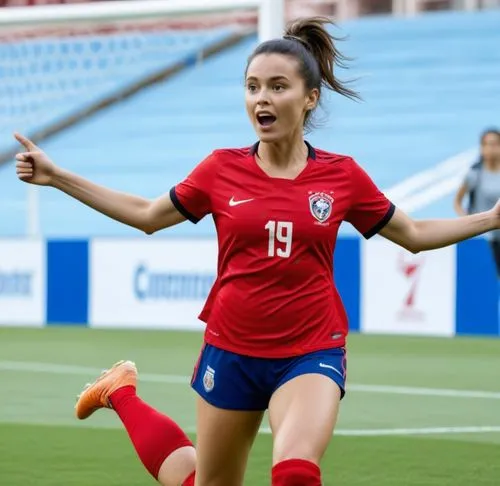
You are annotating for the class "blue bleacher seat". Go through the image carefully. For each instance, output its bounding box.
[1,10,499,237]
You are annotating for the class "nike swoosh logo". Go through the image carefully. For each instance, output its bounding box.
[229,197,254,207]
[319,363,343,377]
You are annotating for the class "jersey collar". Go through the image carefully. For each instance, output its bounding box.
[249,140,316,160]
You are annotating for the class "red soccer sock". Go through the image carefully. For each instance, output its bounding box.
[182,471,196,486]
[272,459,322,486]
[109,385,193,479]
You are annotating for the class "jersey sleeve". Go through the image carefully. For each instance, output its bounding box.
[344,159,395,239]
[169,152,219,224]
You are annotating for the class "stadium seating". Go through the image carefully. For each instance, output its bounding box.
[1,9,499,236]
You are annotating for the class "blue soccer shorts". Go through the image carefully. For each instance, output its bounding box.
[191,343,346,411]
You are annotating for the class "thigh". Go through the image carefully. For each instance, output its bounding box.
[269,349,346,465]
[269,374,341,465]
[191,343,269,485]
[195,396,264,486]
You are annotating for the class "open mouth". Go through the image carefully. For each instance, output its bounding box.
[257,114,277,127]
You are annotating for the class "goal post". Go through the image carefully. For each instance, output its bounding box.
[0,0,284,237]
[0,0,285,43]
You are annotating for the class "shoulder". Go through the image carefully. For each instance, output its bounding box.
[312,148,364,178]
[313,147,353,166]
[464,161,482,182]
[194,147,252,176]
[211,146,253,160]
[467,160,483,175]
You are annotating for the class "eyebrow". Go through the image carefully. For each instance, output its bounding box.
[246,75,289,82]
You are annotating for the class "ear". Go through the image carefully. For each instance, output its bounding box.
[305,88,319,112]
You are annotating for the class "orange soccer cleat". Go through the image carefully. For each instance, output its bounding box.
[75,360,137,420]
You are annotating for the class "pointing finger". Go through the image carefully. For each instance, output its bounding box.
[13,132,38,151]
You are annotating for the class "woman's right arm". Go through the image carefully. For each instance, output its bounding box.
[453,182,468,217]
[14,133,185,234]
[52,170,185,234]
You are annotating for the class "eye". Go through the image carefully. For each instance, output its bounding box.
[247,84,258,93]
[273,84,285,92]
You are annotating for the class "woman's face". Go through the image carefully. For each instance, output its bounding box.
[245,53,318,143]
[481,132,500,162]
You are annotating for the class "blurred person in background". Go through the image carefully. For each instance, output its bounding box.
[454,128,500,277]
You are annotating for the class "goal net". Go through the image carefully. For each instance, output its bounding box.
[0,0,284,164]
[0,0,283,236]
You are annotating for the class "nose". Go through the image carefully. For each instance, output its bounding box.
[256,87,271,106]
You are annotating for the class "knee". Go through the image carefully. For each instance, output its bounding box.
[271,459,322,486]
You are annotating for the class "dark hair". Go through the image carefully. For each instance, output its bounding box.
[480,128,500,144]
[245,16,359,131]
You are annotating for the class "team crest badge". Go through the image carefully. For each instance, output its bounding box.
[203,365,215,392]
[309,192,334,224]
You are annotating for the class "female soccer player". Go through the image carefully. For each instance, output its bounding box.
[15,17,500,486]
[454,128,500,276]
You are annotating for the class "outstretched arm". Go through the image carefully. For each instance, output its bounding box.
[379,206,499,254]
[14,133,185,234]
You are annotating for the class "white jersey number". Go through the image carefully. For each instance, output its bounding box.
[265,221,293,258]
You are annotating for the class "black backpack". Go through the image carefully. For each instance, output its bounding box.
[467,159,483,214]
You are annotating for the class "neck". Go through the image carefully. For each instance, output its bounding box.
[257,136,308,169]
[484,158,500,171]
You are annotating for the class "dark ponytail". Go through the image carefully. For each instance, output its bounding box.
[284,17,358,101]
[246,16,359,131]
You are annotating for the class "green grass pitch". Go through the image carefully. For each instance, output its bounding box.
[1,327,500,485]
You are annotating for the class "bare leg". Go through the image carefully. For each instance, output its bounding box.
[194,396,264,486]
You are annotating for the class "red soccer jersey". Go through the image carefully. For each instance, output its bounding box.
[171,142,394,358]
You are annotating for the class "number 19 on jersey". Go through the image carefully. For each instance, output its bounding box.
[265,221,293,258]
